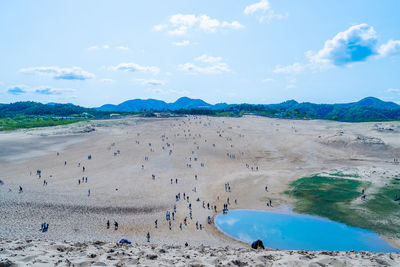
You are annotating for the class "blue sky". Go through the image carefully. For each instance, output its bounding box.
[1,0,399,107]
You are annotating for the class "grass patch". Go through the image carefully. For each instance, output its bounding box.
[286,175,400,237]
[329,171,360,178]
[0,116,87,131]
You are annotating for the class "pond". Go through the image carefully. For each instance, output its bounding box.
[215,209,400,252]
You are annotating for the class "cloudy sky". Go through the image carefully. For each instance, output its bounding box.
[1,0,400,107]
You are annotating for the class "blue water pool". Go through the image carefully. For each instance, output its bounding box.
[215,209,400,252]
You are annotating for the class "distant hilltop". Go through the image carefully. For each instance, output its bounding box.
[97,96,399,113]
[94,96,400,122]
[1,97,400,123]
[97,97,227,112]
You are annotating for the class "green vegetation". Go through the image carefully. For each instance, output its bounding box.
[0,101,137,131]
[364,179,400,218]
[329,171,360,178]
[286,175,400,236]
[0,116,86,130]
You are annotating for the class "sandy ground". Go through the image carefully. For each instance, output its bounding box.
[1,239,400,267]
[1,115,400,265]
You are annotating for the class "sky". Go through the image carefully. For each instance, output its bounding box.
[1,0,400,107]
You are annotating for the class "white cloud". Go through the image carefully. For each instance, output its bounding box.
[153,24,168,31]
[7,85,29,95]
[155,13,243,35]
[88,45,100,50]
[262,78,274,83]
[19,66,95,80]
[274,62,305,74]
[379,40,400,57]
[133,78,166,86]
[34,87,76,95]
[172,40,190,47]
[110,62,160,75]
[244,0,287,23]
[88,45,110,50]
[195,54,222,63]
[274,24,400,74]
[100,78,115,83]
[7,85,76,95]
[178,54,230,74]
[88,45,129,51]
[310,24,378,66]
[244,0,270,15]
[387,88,400,93]
[115,46,129,50]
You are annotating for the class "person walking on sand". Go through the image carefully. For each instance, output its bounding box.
[147,232,150,242]
[155,220,158,229]
[107,220,110,229]
[114,221,118,230]
[88,189,91,197]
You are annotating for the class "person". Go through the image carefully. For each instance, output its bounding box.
[85,177,87,183]
[19,186,23,193]
[155,220,158,229]
[78,179,80,185]
[147,232,150,242]
[179,223,182,230]
[107,220,110,229]
[169,220,172,230]
[88,189,91,197]
[114,221,118,230]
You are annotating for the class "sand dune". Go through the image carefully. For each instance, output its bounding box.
[1,115,399,265]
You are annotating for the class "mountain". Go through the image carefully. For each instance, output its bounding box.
[262,97,400,121]
[343,97,399,109]
[0,101,103,118]
[101,99,169,112]
[97,97,218,112]
[169,97,212,110]
[3,96,399,123]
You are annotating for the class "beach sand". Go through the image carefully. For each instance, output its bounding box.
[1,115,400,265]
